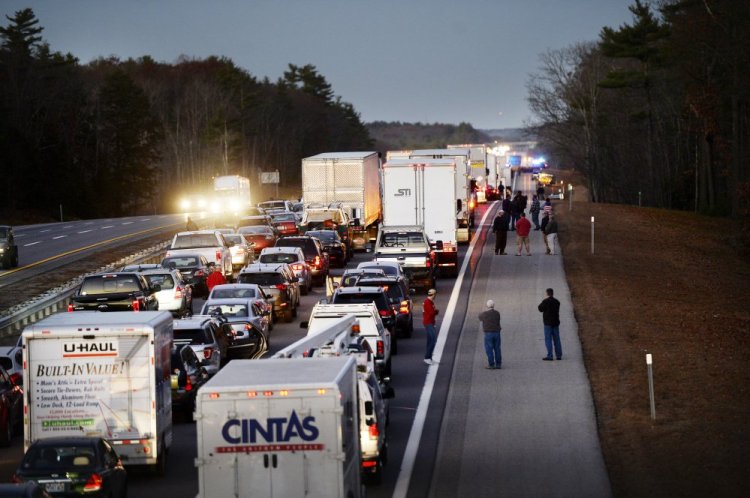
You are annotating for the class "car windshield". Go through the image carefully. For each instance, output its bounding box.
[210,287,257,299]
[22,445,97,471]
[307,231,337,243]
[0,227,8,239]
[275,239,315,257]
[305,210,343,223]
[203,303,249,318]
[162,256,200,268]
[259,201,286,210]
[239,226,272,235]
[379,231,425,247]
[271,213,295,222]
[144,274,175,290]
[238,273,284,286]
[80,275,139,295]
[359,265,398,277]
[333,292,387,309]
[360,281,403,301]
[237,218,268,227]
[225,235,244,245]
[172,233,218,249]
[259,253,298,264]
[174,328,212,345]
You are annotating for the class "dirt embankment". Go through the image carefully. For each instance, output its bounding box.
[556,186,750,497]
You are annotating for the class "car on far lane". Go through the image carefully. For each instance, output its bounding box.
[238,225,278,252]
[0,225,19,269]
[13,437,127,497]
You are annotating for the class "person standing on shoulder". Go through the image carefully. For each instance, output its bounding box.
[422,288,439,365]
[544,213,559,255]
[478,300,502,369]
[492,210,509,255]
[206,263,227,292]
[538,288,562,361]
[185,216,198,231]
[530,195,541,230]
[515,212,532,256]
[502,194,512,225]
[540,212,551,255]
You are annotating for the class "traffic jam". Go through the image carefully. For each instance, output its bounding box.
[0,146,549,497]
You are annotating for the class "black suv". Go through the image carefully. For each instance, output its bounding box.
[274,235,329,284]
[306,230,348,268]
[0,226,18,269]
[69,272,160,312]
[330,286,398,354]
[353,275,414,338]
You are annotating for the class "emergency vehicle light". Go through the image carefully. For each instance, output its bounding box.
[263,391,273,397]
[209,392,220,399]
[279,390,289,396]
[317,389,327,395]
[247,391,258,398]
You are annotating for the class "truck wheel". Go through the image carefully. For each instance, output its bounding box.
[154,442,167,476]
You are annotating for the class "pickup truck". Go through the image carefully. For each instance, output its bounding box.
[165,230,234,279]
[68,272,160,312]
[299,204,354,252]
[373,225,436,291]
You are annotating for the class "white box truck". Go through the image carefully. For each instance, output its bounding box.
[302,152,382,250]
[195,357,363,498]
[381,157,460,277]
[22,311,173,471]
[388,148,473,240]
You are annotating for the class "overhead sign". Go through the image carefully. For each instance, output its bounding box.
[260,171,280,184]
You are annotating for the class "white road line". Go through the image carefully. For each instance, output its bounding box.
[64,225,73,229]
[52,235,66,240]
[40,229,50,233]
[78,230,92,234]
[140,218,151,221]
[392,202,497,498]
[84,222,94,225]
[24,241,40,247]
[122,222,133,225]
[101,225,114,229]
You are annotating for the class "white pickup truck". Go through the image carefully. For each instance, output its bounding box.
[165,230,234,279]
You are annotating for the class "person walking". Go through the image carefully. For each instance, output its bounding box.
[185,216,198,231]
[422,288,439,365]
[545,213,559,255]
[543,197,553,217]
[515,212,532,256]
[540,212,551,255]
[530,195,541,230]
[492,210,509,255]
[501,194,512,226]
[538,288,562,360]
[509,192,522,231]
[478,300,502,369]
[206,263,227,292]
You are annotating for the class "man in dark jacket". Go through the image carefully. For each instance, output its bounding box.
[478,300,502,369]
[538,288,562,360]
[492,210,510,255]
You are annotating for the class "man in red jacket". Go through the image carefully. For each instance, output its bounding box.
[206,263,227,292]
[422,288,439,365]
[515,212,532,256]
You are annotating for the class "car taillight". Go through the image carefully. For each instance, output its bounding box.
[275,284,288,291]
[215,250,222,262]
[368,423,379,439]
[291,263,304,271]
[132,299,140,312]
[203,347,214,360]
[67,303,74,312]
[174,286,183,299]
[84,473,103,492]
[376,340,384,357]
[195,270,205,277]
[313,256,321,268]
[379,309,393,318]
[425,259,432,268]
[399,300,410,313]
[185,375,193,392]
[10,474,21,484]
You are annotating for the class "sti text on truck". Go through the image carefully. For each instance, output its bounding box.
[302,152,382,251]
[22,311,173,473]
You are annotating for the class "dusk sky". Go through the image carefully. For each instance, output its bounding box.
[4,0,635,129]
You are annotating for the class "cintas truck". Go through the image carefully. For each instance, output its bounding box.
[195,356,363,498]
[22,311,173,473]
[301,152,382,250]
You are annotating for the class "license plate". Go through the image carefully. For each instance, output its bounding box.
[44,482,65,492]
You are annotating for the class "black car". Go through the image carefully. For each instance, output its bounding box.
[68,272,159,312]
[170,345,210,421]
[354,275,414,338]
[0,364,23,447]
[0,482,52,497]
[274,236,329,284]
[330,286,398,354]
[0,225,19,269]
[14,437,127,497]
[306,230,348,268]
[161,254,210,299]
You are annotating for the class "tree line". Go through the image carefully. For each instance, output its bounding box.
[526,0,750,225]
[0,8,372,219]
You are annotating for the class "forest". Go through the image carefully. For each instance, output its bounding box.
[527,0,749,224]
[0,8,373,219]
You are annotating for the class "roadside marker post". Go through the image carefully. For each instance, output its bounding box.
[591,216,595,254]
[646,353,656,420]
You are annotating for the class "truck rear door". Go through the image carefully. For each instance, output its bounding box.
[382,162,420,226]
[422,163,457,244]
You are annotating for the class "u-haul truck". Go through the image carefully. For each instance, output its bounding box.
[195,356,363,498]
[22,311,173,472]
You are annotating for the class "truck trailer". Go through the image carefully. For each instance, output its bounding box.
[195,356,363,498]
[302,152,382,250]
[381,158,460,277]
[22,311,173,472]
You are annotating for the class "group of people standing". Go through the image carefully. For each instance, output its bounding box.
[492,190,558,256]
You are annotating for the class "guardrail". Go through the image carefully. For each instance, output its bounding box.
[0,240,171,340]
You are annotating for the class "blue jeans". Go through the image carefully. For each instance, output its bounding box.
[544,325,562,359]
[531,210,540,228]
[484,332,501,367]
[424,324,437,360]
